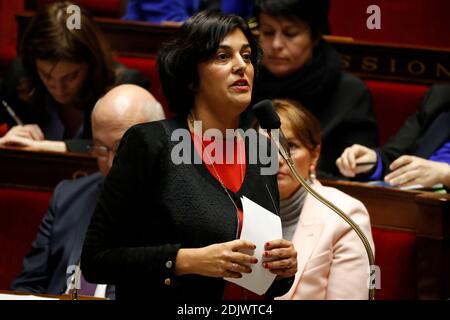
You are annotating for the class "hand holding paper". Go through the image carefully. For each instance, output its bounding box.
[224,196,298,296]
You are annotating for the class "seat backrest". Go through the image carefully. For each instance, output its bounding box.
[115,55,172,118]
[371,227,417,299]
[0,123,8,136]
[0,187,52,289]
[329,0,450,48]
[0,0,23,76]
[364,80,429,145]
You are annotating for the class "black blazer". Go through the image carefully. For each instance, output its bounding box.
[378,84,450,176]
[81,117,293,300]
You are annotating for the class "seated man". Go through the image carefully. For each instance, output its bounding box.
[336,84,450,189]
[9,84,165,297]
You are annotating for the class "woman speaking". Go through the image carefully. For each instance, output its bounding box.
[81,11,297,300]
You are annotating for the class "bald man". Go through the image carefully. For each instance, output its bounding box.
[10,85,164,297]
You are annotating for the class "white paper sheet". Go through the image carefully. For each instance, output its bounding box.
[224,196,282,295]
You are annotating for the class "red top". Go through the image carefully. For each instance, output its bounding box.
[191,132,265,300]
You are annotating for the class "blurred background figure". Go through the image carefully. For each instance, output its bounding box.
[337,84,450,190]
[122,0,255,24]
[123,0,202,24]
[0,1,149,150]
[267,99,374,299]
[250,0,378,178]
[10,84,165,298]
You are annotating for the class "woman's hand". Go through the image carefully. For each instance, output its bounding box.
[175,239,258,278]
[263,239,297,279]
[5,124,44,141]
[385,155,450,188]
[0,135,36,148]
[0,135,66,152]
[336,144,377,177]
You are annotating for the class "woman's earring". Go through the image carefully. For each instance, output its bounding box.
[309,164,316,181]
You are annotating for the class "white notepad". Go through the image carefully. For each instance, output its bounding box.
[224,196,282,295]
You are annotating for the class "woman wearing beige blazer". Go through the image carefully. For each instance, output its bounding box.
[271,99,375,300]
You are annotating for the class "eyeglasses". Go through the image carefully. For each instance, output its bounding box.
[87,143,118,160]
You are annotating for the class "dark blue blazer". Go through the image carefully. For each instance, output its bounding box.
[10,172,103,295]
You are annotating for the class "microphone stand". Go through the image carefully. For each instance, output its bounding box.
[269,129,376,300]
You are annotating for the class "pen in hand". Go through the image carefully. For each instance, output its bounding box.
[2,99,24,126]
[355,161,377,166]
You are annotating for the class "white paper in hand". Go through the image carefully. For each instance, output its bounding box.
[224,196,282,295]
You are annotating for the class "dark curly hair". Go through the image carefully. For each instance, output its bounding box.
[157,11,263,116]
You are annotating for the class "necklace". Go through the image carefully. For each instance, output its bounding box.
[188,112,245,237]
[188,112,245,188]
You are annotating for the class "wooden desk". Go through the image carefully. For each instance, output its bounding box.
[15,11,450,84]
[0,290,106,300]
[0,147,98,191]
[321,179,450,299]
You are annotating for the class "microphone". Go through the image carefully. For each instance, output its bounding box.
[253,100,291,160]
[253,99,376,300]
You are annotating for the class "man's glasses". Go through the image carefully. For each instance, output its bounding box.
[87,144,118,160]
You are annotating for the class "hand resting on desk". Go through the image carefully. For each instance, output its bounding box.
[385,155,450,188]
[0,134,67,152]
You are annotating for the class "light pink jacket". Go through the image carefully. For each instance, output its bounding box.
[277,181,374,300]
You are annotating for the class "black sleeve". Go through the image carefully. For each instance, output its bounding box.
[318,74,378,178]
[81,123,181,286]
[378,84,450,175]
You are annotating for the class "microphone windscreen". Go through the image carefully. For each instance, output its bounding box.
[252,99,281,129]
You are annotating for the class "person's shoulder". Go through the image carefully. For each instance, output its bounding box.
[330,72,370,110]
[312,183,369,217]
[306,184,371,241]
[126,117,182,136]
[2,57,26,86]
[337,72,367,92]
[6,57,24,72]
[420,84,450,114]
[53,172,103,201]
[125,119,164,137]
[427,83,450,96]
[122,117,185,151]
[56,172,103,191]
